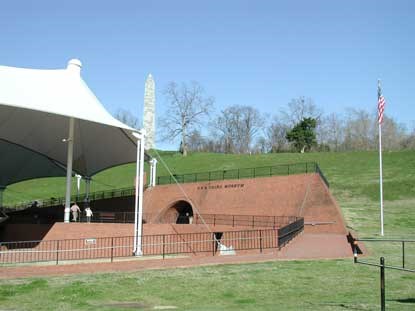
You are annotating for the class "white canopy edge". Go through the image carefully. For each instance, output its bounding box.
[0,59,135,133]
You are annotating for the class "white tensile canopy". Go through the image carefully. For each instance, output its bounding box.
[0,59,138,176]
[0,59,144,226]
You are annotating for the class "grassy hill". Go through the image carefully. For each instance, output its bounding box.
[4,150,415,237]
[1,150,415,310]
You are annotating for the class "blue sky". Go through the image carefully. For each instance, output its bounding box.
[1,1,414,149]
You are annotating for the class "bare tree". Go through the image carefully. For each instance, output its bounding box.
[187,130,206,152]
[376,116,407,150]
[160,81,214,156]
[114,109,139,129]
[266,117,290,152]
[212,105,264,154]
[343,109,375,150]
[317,113,345,151]
[280,97,323,126]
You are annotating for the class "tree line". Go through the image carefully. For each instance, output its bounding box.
[116,81,415,155]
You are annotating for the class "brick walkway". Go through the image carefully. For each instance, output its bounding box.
[0,233,353,279]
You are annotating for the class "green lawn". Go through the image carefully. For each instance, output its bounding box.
[1,150,415,310]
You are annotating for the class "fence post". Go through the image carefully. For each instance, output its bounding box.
[402,241,405,269]
[259,230,263,253]
[213,214,216,226]
[56,240,59,265]
[238,169,240,179]
[212,233,216,256]
[380,257,385,311]
[209,172,211,181]
[111,237,114,263]
[252,216,255,228]
[253,168,256,178]
[163,235,165,259]
[306,162,308,173]
[288,165,290,175]
[232,215,235,227]
[269,167,272,176]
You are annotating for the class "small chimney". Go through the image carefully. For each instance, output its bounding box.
[67,59,82,75]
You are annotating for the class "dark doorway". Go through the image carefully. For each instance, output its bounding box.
[167,200,193,224]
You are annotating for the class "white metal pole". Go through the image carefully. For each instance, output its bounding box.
[133,137,141,255]
[152,159,157,187]
[149,159,154,188]
[133,130,145,256]
[64,118,75,223]
[379,122,384,236]
[137,131,145,255]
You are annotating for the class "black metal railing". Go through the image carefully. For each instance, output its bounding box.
[6,186,136,212]
[315,163,330,188]
[0,228,280,265]
[74,212,301,229]
[353,238,415,272]
[156,162,318,185]
[277,217,304,248]
[5,161,328,211]
[352,238,415,311]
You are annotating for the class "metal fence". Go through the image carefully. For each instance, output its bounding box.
[278,217,304,247]
[5,162,327,211]
[0,229,278,265]
[76,212,301,230]
[0,216,304,265]
[353,238,415,272]
[353,238,415,311]
[156,162,318,185]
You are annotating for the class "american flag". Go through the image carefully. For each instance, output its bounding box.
[378,83,386,124]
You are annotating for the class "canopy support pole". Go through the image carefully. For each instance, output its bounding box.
[149,158,157,187]
[84,176,91,208]
[64,118,75,223]
[133,130,145,256]
[0,186,5,212]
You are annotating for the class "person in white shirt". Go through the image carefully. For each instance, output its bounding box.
[70,202,81,222]
[85,207,93,223]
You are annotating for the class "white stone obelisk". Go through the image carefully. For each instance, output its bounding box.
[143,74,155,150]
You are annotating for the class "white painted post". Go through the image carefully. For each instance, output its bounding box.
[133,130,145,256]
[64,118,75,223]
[149,159,154,188]
[152,158,157,187]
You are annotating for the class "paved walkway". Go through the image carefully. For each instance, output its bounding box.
[0,233,353,279]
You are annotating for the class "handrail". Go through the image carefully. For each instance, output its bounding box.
[315,163,330,188]
[4,161,329,211]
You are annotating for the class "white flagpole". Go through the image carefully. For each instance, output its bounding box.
[379,121,384,236]
[378,79,384,236]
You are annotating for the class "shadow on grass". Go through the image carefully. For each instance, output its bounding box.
[388,298,415,304]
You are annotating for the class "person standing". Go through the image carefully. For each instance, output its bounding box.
[70,202,81,222]
[85,207,93,223]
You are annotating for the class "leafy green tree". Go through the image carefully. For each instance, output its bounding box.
[286,117,317,153]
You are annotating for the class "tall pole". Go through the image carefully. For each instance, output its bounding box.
[84,176,91,206]
[152,158,157,187]
[64,118,75,223]
[378,80,384,236]
[133,130,145,256]
[0,186,5,212]
[379,121,384,236]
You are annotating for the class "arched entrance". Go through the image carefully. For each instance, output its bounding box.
[161,200,194,224]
